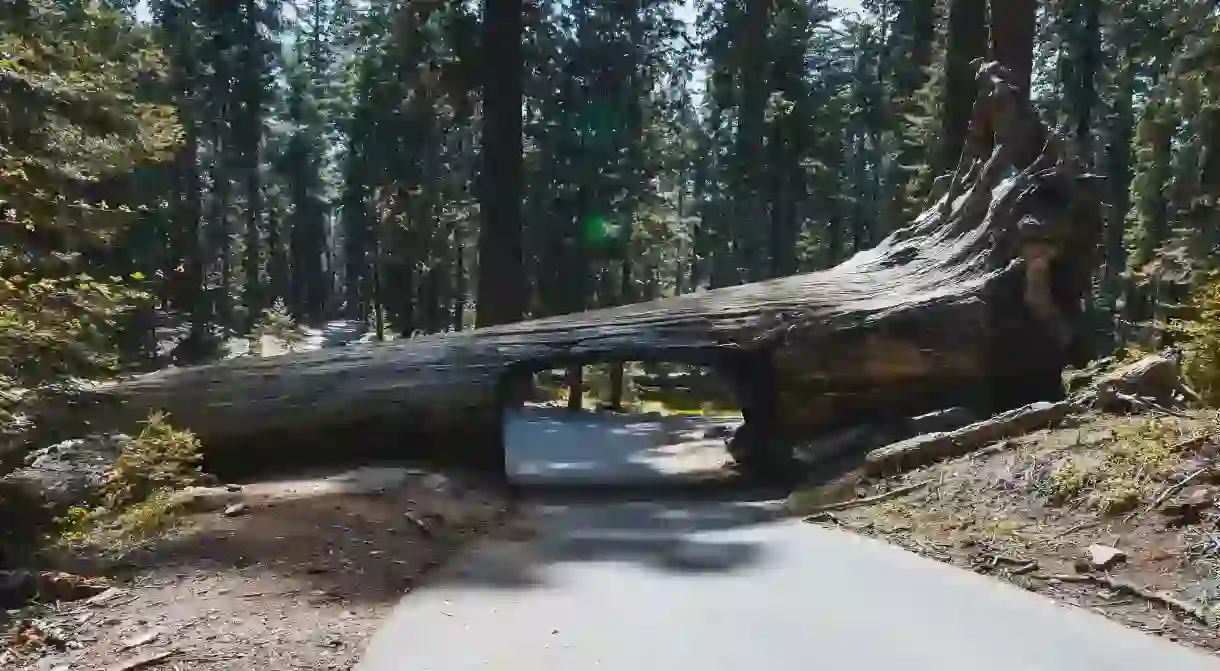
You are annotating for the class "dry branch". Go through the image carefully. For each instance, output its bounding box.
[1036,574,1210,624]
[800,480,929,517]
[1131,468,1208,521]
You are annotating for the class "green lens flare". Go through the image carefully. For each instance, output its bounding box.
[582,214,614,247]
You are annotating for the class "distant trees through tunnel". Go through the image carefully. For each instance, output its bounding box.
[526,362,743,417]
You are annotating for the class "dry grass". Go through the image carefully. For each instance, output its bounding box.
[1034,416,1202,515]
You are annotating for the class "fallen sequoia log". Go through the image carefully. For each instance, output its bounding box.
[79,63,1102,475]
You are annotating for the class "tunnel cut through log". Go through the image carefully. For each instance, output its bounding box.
[497,350,779,470]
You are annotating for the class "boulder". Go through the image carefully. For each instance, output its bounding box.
[1094,354,1187,413]
[3,435,129,513]
[0,435,128,566]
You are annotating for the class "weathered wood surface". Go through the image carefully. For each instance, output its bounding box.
[83,63,1102,471]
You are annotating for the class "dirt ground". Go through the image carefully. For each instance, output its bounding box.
[1,465,514,670]
[796,410,1220,655]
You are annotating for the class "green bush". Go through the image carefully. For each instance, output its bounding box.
[1173,272,1220,406]
[103,411,202,509]
[252,298,304,354]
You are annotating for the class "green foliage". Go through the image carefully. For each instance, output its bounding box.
[252,297,304,354]
[103,411,202,510]
[0,0,179,417]
[1039,416,1198,514]
[1175,273,1220,406]
[58,488,186,549]
[55,412,202,551]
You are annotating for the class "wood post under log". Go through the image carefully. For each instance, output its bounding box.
[78,63,1103,475]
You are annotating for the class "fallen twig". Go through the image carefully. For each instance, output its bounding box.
[802,481,929,516]
[105,649,176,671]
[1052,519,1099,539]
[1034,574,1209,624]
[988,553,1034,566]
[1128,468,1207,522]
[403,512,433,536]
[972,439,1018,460]
[1113,392,1190,418]
[1010,561,1039,575]
[1179,382,1204,406]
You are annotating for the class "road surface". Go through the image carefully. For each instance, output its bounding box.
[357,410,1218,671]
[502,406,741,485]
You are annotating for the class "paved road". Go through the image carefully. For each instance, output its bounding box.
[357,410,1219,671]
[502,407,741,485]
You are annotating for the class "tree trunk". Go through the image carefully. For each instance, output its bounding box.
[1073,0,1101,163]
[565,366,584,412]
[608,253,634,410]
[84,65,1101,475]
[736,0,772,283]
[941,0,987,172]
[1102,59,1133,324]
[988,0,1036,101]
[476,0,526,327]
[453,220,466,331]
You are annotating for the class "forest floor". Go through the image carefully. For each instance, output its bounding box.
[1,465,515,671]
[795,410,1220,655]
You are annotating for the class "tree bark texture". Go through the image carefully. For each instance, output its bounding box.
[988,0,1036,101]
[475,0,526,327]
[941,0,988,172]
[85,64,1102,474]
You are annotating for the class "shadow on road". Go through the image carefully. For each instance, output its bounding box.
[90,407,812,606]
[426,478,793,590]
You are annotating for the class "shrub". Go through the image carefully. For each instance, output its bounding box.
[1043,460,1093,505]
[1174,272,1220,406]
[103,411,202,509]
[252,298,304,355]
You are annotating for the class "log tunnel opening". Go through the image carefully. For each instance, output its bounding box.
[494,348,789,484]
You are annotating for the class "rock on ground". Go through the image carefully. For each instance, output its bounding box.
[1,435,130,566]
[3,435,128,512]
